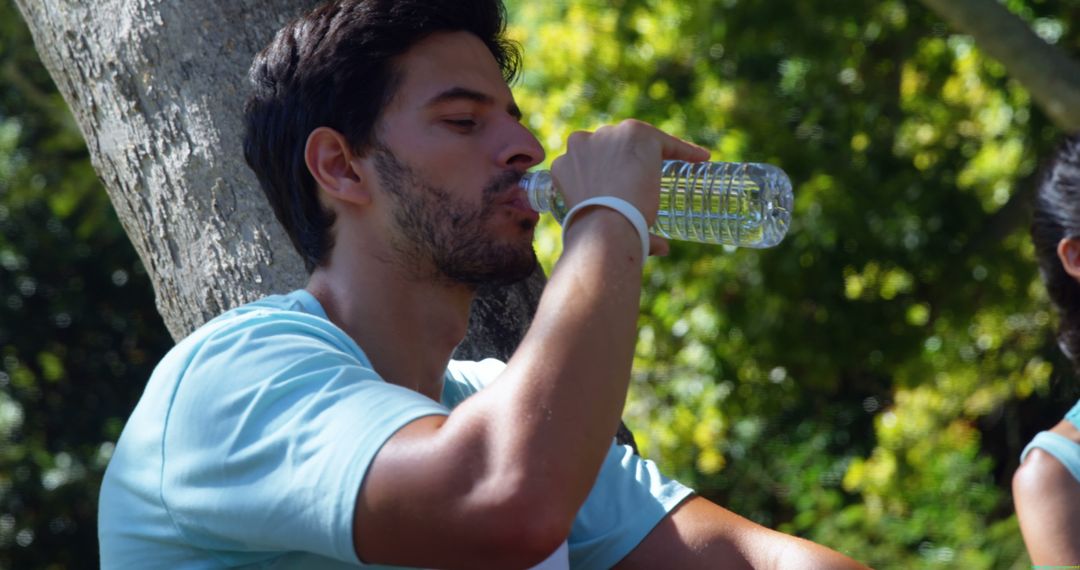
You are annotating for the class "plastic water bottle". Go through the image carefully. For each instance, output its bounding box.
[521,160,793,248]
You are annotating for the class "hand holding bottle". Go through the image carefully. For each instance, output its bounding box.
[525,123,793,250]
[548,120,711,256]
[525,160,793,249]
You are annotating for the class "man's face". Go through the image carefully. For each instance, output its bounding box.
[366,31,546,287]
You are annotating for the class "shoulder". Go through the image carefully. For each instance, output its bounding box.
[1014,422,1080,563]
[176,290,369,377]
[1014,446,1077,495]
[200,290,355,347]
[156,290,388,457]
[1015,419,1080,493]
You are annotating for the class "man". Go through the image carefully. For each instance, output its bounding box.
[99,0,867,568]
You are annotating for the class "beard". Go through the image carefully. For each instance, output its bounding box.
[372,145,538,288]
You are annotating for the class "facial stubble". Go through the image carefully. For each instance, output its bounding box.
[372,146,538,288]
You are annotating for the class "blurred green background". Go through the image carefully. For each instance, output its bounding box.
[2,0,1078,567]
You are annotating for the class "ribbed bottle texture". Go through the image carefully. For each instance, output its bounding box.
[521,160,793,248]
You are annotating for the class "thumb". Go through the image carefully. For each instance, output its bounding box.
[648,234,670,257]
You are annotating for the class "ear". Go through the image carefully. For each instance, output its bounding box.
[1057,237,1080,281]
[304,127,371,207]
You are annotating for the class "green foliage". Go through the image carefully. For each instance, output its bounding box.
[508,0,1075,566]
[4,0,1079,566]
[0,1,173,566]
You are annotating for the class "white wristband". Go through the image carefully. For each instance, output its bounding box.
[562,196,651,262]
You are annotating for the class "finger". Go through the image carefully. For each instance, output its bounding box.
[658,134,711,163]
[565,130,591,150]
[648,234,670,257]
[615,119,708,163]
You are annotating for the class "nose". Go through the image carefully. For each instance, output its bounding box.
[497,118,545,171]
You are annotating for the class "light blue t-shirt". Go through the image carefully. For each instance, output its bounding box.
[1020,400,1080,484]
[99,290,692,568]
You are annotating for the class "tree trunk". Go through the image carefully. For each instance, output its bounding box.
[918,0,1080,133]
[12,0,548,350]
[14,0,636,451]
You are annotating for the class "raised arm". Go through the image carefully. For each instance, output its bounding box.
[353,120,709,569]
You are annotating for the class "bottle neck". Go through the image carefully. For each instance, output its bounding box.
[522,170,554,213]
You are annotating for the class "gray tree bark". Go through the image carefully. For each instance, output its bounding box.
[13,0,548,351]
[918,0,1080,133]
[14,0,637,451]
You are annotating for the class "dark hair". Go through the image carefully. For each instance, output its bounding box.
[243,0,521,272]
[1032,134,1080,369]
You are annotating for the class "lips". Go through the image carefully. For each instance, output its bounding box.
[505,191,540,222]
[504,188,530,209]
[486,174,540,225]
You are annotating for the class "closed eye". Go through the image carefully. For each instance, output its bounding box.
[444,119,478,131]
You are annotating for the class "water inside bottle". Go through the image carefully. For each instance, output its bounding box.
[654,162,791,248]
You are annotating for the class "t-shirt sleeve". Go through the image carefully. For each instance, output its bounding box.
[1066,399,1080,431]
[567,442,695,569]
[159,312,449,565]
[442,358,506,407]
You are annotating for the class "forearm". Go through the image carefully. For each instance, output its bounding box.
[516,210,644,473]
[458,208,646,508]
[618,497,869,570]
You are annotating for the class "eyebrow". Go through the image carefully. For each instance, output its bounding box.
[424,86,523,120]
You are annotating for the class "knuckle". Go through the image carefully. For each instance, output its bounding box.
[565,131,590,148]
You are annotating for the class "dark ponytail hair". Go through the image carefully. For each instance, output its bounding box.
[1031,134,1080,369]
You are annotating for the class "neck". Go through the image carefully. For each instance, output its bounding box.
[306,256,474,401]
